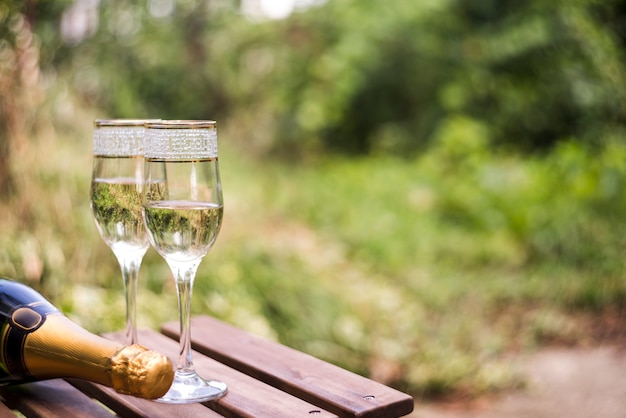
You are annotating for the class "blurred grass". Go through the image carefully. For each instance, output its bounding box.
[2,110,626,399]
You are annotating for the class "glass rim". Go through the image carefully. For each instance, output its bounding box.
[144,120,218,159]
[146,120,217,129]
[94,119,161,127]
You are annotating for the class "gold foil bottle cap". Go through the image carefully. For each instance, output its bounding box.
[109,344,174,399]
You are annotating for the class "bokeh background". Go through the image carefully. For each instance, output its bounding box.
[2,0,626,400]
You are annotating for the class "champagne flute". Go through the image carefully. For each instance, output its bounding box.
[143,120,227,404]
[90,119,155,345]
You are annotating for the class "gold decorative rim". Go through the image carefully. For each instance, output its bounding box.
[93,119,157,156]
[146,120,217,129]
[94,119,161,127]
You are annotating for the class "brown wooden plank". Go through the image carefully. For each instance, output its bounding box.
[0,379,114,418]
[103,329,338,418]
[162,316,414,418]
[0,399,16,418]
[67,378,219,418]
[0,401,16,418]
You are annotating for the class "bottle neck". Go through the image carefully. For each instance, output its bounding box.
[23,313,122,386]
[0,279,173,399]
[22,313,174,398]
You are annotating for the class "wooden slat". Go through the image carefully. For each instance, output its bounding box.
[0,399,16,418]
[162,316,414,418]
[0,379,114,418]
[67,378,219,418]
[103,329,338,418]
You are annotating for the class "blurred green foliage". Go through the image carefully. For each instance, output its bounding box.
[1,0,626,400]
[30,0,626,155]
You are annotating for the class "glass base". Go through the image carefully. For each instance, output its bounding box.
[156,371,227,404]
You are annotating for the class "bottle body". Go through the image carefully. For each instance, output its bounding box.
[0,278,174,399]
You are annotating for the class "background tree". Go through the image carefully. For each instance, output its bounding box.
[0,0,39,196]
[23,0,626,158]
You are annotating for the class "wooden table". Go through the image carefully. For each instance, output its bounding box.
[0,316,414,417]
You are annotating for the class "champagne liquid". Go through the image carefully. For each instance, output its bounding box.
[91,178,149,254]
[143,201,223,263]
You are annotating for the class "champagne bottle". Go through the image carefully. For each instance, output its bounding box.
[0,278,174,399]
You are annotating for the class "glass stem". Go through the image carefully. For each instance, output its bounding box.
[117,255,143,345]
[169,260,200,373]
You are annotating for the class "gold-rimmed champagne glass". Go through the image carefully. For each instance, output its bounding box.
[90,119,155,345]
[142,120,227,404]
